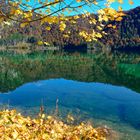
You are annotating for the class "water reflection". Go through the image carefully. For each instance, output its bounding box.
[1,79,140,130]
[1,53,140,93]
[1,53,140,139]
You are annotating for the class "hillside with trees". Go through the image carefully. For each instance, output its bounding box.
[102,6,140,51]
[0,5,140,53]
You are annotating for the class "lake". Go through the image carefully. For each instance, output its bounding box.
[0,52,140,139]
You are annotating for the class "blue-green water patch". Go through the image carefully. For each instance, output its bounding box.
[0,79,140,139]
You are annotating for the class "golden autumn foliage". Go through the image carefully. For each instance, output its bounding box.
[0,110,110,140]
[0,0,134,42]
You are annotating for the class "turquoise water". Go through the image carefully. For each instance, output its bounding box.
[0,78,140,139]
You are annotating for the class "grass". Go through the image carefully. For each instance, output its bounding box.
[119,63,140,78]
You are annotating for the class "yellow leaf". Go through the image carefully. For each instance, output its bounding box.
[93,1,98,5]
[37,41,43,45]
[20,22,28,28]
[41,114,45,119]
[97,26,102,30]
[59,22,66,31]
[112,25,117,29]
[47,116,52,119]
[14,9,23,15]
[63,34,69,38]
[96,33,102,38]
[118,6,123,11]
[118,0,123,4]
[116,16,123,21]
[44,42,50,45]
[46,26,51,31]
[129,0,134,5]
[76,0,81,2]
[107,0,115,3]
[67,115,74,121]
[12,131,18,139]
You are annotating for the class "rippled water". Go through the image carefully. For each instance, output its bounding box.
[0,78,140,139]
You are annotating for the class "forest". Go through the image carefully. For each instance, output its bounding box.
[0,0,140,140]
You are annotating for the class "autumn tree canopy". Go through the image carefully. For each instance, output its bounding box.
[0,0,133,43]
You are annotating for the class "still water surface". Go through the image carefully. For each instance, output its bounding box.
[0,78,140,139]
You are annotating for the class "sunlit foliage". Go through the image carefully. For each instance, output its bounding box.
[0,0,133,42]
[0,109,109,139]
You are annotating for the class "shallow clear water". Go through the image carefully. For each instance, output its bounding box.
[0,78,140,139]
